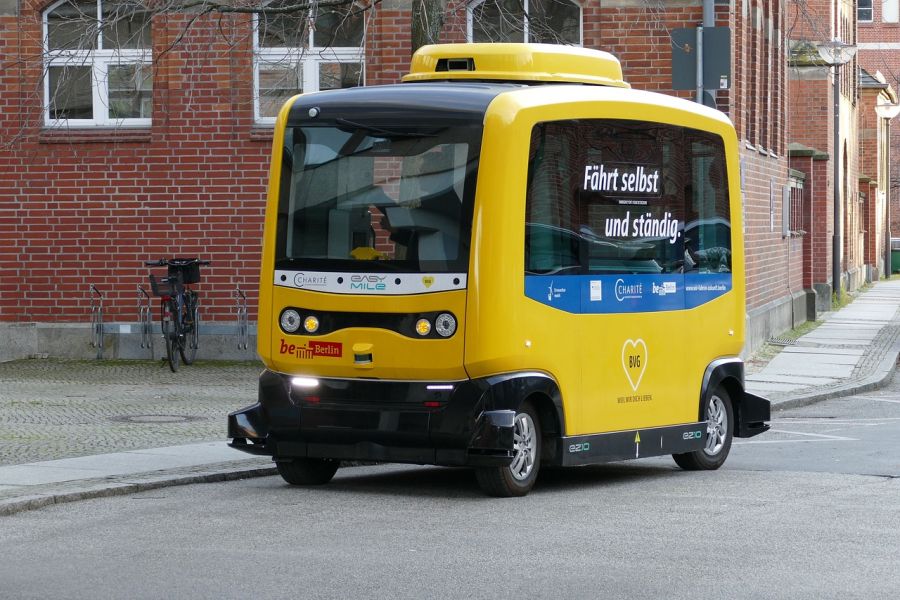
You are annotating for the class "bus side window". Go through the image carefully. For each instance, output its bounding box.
[525,124,584,274]
[686,140,731,274]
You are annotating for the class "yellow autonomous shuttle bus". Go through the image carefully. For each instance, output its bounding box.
[228,44,770,496]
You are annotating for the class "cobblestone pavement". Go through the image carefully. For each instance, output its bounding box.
[0,359,261,466]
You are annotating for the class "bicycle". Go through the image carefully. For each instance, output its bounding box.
[145,258,210,372]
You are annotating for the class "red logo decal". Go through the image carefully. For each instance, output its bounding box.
[279,338,342,359]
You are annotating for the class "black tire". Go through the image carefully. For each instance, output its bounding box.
[673,386,734,470]
[276,458,340,485]
[475,401,541,497]
[162,311,179,373]
[180,296,198,365]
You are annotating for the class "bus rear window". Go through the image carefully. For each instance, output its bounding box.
[525,120,730,276]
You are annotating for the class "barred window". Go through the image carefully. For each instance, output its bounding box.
[858,0,873,22]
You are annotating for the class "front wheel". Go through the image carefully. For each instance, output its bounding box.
[673,387,734,470]
[162,312,179,373]
[276,458,339,485]
[475,402,541,497]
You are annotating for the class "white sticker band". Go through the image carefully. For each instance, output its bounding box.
[274,270,467,295]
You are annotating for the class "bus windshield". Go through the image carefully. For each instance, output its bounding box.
[275,121,482,273]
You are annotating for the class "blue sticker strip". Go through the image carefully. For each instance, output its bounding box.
[524,273,731,313]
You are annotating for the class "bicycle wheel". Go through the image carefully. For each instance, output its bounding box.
[180,293,199,365]
[162,303,180,373]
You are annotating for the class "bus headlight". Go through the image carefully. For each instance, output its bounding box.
[415,318,432,336]
[280,309,301,333]
[303,315,320,333]
[435,313,457,337]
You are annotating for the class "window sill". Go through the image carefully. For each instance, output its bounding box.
[249,127,275,142]
[39,127,152,144]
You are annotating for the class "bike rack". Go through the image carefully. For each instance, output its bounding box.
[89,284,104,359]
[138,285,153,354]
[235,287,249,350]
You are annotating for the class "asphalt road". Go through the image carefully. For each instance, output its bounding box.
[2,383,900,599]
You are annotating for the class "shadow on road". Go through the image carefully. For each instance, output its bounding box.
[263,460,682,499]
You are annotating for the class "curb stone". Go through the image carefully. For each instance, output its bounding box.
[0,462,277,517]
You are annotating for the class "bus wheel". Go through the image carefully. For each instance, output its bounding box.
[276,458,339,485]
[673,387,734,471]
[476,402,541,497]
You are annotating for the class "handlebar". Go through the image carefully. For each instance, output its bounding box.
[144,258,211,267]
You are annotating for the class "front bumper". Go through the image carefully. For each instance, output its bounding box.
[228,370,517,467]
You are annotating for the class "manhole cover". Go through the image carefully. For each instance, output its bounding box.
[112,415,198,424]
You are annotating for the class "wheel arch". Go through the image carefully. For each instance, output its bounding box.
[700,358,770,438]
[483,371,565,460]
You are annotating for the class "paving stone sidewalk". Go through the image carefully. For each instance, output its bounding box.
[746,278,900,409]
[2,279,899,515]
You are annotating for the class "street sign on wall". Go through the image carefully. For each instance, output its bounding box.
[671,27,732,91]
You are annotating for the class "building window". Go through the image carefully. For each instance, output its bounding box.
[254,1,365,123]
[858,0,873,22]
[467,0,582,45]
[43,0,152,127]
[884,0,899,23]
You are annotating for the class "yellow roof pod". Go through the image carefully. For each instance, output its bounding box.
[402,43,631,88]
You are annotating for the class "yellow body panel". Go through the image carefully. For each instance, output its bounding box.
[267,287,468,381]
[465,86,744,436]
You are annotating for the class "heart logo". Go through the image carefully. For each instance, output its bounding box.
[422,276,434,288]
[621,338,648,392]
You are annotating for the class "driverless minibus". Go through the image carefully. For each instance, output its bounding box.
[228,43,770,496]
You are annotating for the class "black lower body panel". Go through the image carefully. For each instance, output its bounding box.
[228,370,515,467]
[559,422,707,467]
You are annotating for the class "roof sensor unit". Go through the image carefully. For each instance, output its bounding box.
[436,57,475,72]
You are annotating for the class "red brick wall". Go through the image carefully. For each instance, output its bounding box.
[2,9,265,322]
[1,4,410,324]
[1,0,799,326]
[858,14,900,238]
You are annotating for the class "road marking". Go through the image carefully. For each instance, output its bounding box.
[772,417,900,424]
[734,429,857,445]
[851,397,900,404]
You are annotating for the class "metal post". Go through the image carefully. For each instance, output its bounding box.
[886,119,893,278]
[832,63,842,303]
[695,26,704,104]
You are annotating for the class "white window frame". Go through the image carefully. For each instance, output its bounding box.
[43,0,152,128]
[884,0,899,23]
[252,5,366,125]
[465,0,584,45]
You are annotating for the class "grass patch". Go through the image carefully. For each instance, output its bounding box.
[778,319,823,341]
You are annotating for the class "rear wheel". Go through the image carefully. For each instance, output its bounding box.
[162,308,179,373]
[673,387,734,470]
[475,402,541,497]
[276,458,340,485]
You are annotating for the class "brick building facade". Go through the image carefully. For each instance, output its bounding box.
[857,0,900,250]
[0,0,884,360]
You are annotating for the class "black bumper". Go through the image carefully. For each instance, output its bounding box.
[736,390,771,438]
[228,371,522,467]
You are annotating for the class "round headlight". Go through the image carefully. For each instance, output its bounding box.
[280,309,301,333]
[303,315,320,333]
[435,313,457,337]
[415,318,432,336]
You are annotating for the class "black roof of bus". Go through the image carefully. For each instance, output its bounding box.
[285,82,520,126]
